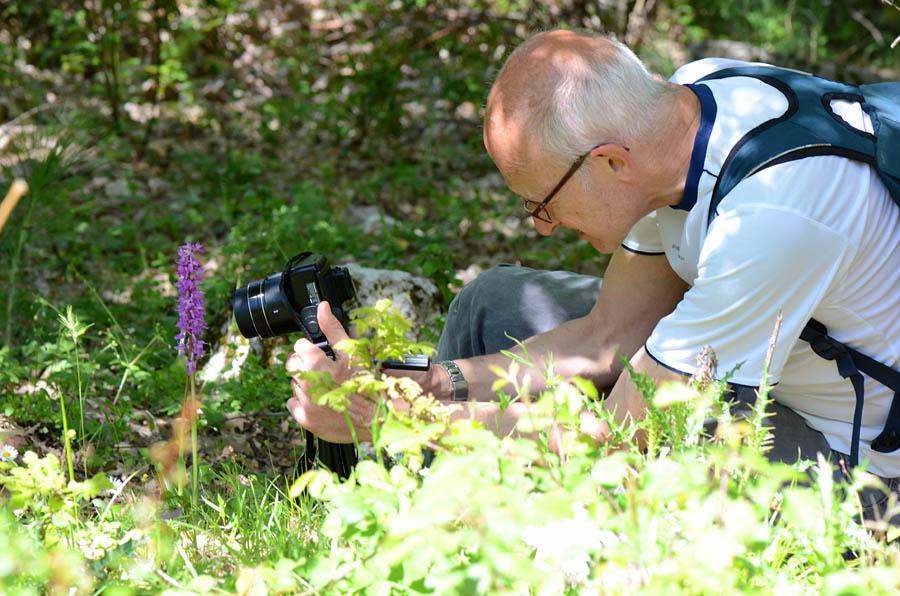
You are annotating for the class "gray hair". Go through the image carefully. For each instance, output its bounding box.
[513,31,671,177]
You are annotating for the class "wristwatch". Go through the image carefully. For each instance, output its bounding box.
[437,360,469,402]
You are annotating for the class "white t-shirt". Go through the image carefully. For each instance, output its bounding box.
[623,58,900,477]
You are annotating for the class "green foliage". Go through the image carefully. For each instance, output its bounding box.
[681,0,900,68]
[284,310,900,595]
[0,507,95,596]
[0,451,111,545]
[2,300,900,594]
[1,1,900,593]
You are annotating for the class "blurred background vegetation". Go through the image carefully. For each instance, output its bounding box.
[0,0,898,470]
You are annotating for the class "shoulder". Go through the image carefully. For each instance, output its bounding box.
[713,156,885,248]
[668,58,772,84]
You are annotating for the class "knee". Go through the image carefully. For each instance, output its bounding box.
[437,265,529,360]
[447,264,524,321]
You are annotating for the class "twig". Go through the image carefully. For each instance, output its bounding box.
[0,179,27,236]
[423,439,450,454]
[763,312,783,375]
[597,484,624,516]
[850,9,885,45]
[0,104,57,131]
[155,568,183,589]
[222,410,291,421]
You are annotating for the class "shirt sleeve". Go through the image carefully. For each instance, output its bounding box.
[645,202,849,387]
[622,210,665,255]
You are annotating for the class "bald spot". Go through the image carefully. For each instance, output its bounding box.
[484,30,619,177]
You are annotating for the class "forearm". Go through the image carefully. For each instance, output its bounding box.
[412,249,687,403]
[599,345,690,447]
[457,315,619,400]
[400,313,618,402]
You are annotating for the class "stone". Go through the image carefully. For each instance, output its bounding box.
[343,263,443,341]
[343,205,397,236]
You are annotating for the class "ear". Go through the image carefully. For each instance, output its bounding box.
[590,144,634,180]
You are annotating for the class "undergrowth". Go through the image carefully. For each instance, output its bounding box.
[1,303,898,595]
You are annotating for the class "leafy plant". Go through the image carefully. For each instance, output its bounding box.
[284,305,900,595]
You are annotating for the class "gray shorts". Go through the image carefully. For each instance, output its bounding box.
[436,264,899,526]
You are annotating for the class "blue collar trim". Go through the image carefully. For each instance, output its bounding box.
[676,83,717,212]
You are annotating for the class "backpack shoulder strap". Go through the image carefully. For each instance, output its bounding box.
[696,66,879,227]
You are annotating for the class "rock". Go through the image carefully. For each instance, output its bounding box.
[343,205,397,235]
[104,178,131,198]
[343,263,443,340]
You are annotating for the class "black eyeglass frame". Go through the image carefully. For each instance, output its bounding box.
[523,143,630,223]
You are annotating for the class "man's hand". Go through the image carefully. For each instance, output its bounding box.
[285,301,375,443]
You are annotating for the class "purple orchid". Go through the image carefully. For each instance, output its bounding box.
[175,242,207,376]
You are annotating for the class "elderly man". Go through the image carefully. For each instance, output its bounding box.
[287,29,900,517]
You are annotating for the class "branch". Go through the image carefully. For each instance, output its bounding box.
[0,179,28,237]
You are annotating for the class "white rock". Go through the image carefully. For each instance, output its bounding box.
[344,206,397,236]
[344,263,442,341]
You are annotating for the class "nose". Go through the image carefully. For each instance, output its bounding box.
[534,217,560,236]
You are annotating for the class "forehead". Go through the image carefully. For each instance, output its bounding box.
[484,108,551,197]
[484,30,608,170]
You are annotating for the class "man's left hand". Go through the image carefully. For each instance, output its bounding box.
[285,301,375,443]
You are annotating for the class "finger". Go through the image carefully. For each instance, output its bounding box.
[579,410,606,443]
[293,335,318,356]
[286,397,307,427]
[290,374,307,396]
[286,351,306,373]
[292,336,334,372]
[317,301,350,347]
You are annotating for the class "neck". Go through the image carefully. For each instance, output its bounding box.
[637,85,702,210]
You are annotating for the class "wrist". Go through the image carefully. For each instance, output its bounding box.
[434,360,469,401]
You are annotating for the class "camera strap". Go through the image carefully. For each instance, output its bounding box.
[280,251,328,352]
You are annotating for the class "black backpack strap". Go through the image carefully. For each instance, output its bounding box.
[697,66,879,227]
[800,319,900,467]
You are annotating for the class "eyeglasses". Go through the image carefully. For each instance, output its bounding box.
[523,143,629,223]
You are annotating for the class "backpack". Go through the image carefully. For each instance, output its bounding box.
[695,66,900,468]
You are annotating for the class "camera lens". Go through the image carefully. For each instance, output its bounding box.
[232,272,300,338]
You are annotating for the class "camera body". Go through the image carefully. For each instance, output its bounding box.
[232,252,357,478]
[232,252,355,351]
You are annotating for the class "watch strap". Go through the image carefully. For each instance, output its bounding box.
[438,360,469,402]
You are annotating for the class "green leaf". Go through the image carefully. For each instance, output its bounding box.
[590,451,631,486]
[379,419,444,454]
[290,469,334,500]
[571,376,598,400]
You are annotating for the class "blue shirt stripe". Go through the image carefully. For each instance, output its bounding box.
[676,83,718,212]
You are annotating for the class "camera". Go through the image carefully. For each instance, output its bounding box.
[232,251,358,478]
[232,252,355,350]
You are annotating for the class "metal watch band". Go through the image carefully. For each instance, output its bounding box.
[438,360,469,402]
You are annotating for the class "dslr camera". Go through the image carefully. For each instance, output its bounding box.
[233,252,355,349]
[232,252,358,478]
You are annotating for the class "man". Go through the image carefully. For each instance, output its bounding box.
[286,29,900,516]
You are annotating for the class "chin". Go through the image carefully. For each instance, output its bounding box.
[581,234,611,253]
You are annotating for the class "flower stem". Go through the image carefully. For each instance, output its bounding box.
[58,388,75,484]
[191,375,199,507]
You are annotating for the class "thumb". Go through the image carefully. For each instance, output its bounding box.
[318,301,349,346]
